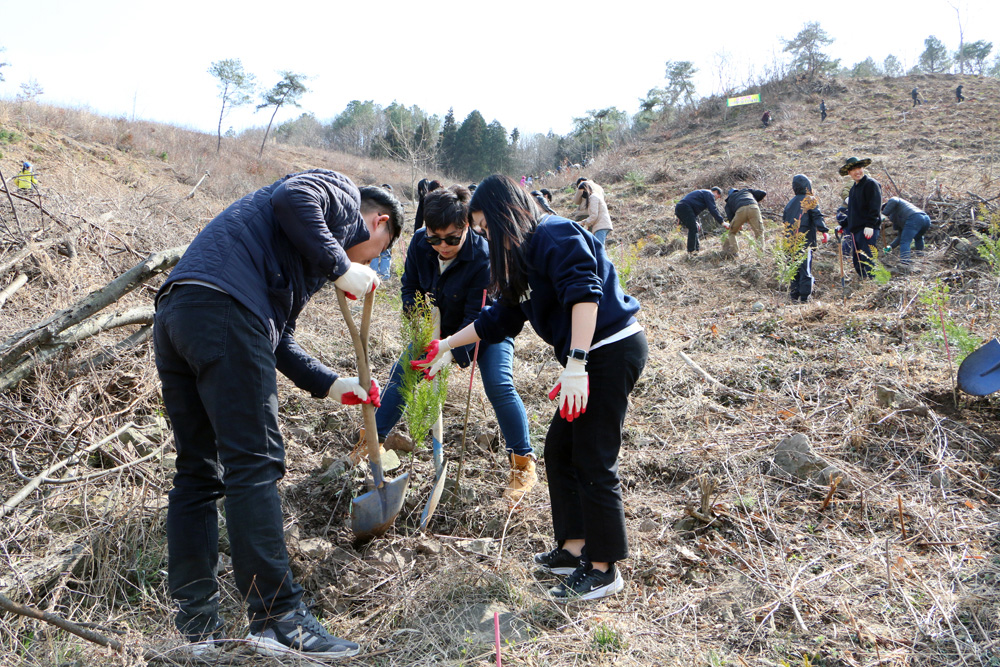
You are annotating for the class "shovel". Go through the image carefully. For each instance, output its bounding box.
[420,308,448,530]
[338,288,409,541]
[957,338,1000,396]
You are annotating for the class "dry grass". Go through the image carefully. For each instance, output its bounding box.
[2,75,1000,667]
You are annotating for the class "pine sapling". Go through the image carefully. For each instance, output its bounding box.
[400,294,450,450]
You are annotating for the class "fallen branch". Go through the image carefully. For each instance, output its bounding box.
[677,350,755,399]
[0,272,27,308]
[65,324,152,380]
[0,307,154,392]
[0,422,133,520]
[0,245,184,368]
[0,591,122,652]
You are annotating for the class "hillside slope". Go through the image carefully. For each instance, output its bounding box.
[1,74,999,667]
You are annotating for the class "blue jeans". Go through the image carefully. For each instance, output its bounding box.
[153,285,302,636]
[375,337,532,456]
[892,213,931,261]
[593,229,609,245]
[370,249,392,280]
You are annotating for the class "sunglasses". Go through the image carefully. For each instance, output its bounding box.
[426,234,463,246]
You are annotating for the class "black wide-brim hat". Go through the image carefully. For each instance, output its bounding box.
[839,156,872,176]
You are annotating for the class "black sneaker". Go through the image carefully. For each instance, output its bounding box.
[533,548,583,575]
[549,562,624,601]
[246,607,360,658]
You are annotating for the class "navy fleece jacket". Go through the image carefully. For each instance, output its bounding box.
[473,217,639,365]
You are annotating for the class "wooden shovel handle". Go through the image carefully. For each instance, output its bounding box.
[336,289,382,481]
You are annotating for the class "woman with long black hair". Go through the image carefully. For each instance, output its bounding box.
[414,175,647,601]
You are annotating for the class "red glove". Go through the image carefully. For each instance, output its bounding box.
[410,338,453,380]
[330,378,381,407]
[821,232,829,244]
[547,359,589,422]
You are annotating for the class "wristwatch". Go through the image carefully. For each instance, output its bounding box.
[568,348,589,363]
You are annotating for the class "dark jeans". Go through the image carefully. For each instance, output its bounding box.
[845,228,880,279]
[889,213,931,262]
[153,285,302,636]
[675,203,699,253]
[545,331,648,564]
[790,247,814,302]
[375,338,532,456]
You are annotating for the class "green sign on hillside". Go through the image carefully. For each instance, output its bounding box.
[727,93,761,107]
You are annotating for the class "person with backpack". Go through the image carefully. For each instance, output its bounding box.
[882,197,931,263]
[412,175,647,601]
[783,175,829,302]
[721,186,766,257]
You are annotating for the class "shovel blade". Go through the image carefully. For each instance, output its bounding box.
[351,470,409,542]
[958,338,1000,396]
[419,460,450,530]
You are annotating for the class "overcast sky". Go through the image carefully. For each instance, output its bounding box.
[2,0,997,138]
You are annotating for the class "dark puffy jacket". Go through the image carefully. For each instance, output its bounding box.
[782,175,828,247]
[401,228,491,367]
[724,188,767,222]
[845,175,882,233]
[882,197,925,231]
[158,169,370,397]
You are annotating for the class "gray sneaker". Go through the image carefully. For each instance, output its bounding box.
[246,607,360,658]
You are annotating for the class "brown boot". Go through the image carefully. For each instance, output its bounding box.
[503,453,537,504]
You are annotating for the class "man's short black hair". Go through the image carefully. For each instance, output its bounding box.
[359,186,404,246]
[710,186,723,196]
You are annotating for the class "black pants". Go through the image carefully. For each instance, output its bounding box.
[545,331,648,564]
[154,285,303,636]
[845,229,880,279]
[791,247,814,302]
[675,202,699,253]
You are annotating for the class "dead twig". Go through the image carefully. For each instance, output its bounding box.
[677,350,755,399]
[0,590,122,652]
[0,422,133,520]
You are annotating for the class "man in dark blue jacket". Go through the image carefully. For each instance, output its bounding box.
[783,174,829,302]
[883,197,931,263]
[153,170,403,658]
[837,157,882,279]
[674,187,723,254]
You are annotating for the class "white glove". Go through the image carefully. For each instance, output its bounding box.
[548,358,589,422]
[328,377,381,406]
[410,338,453,380]
[334,262,381,300]
[723,222,731,229]
[863,227,874,239]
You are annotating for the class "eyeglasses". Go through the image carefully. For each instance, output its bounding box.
[426,234,463,246]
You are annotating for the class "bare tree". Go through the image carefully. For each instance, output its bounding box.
[949,1,966,74]
[257,71,308,159]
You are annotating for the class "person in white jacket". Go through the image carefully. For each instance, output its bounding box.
[574,180,612,244]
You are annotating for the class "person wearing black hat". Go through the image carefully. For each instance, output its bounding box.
[838,157,882,279]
